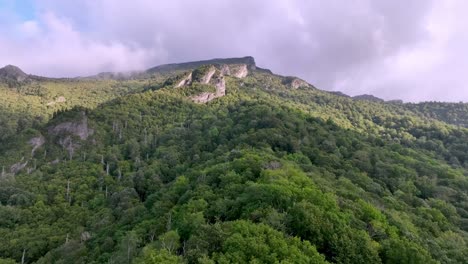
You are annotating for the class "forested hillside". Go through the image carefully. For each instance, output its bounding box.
[0,65,167,144]
[0,58,467,263]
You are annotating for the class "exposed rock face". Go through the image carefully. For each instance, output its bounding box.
[49,114,93,140]
[215,76,226,96]
[56,96,66,103]
[175,63,249,104]
[191,76,226,104]
[290,78,310,89]
[191,92,217,104]
[81,231,92,242]
[29,135,45,156]
[282,77,311,89]
[10,157,28,174]
[46,96,67,106]
[199,66,216,84]
[230,64,249,78]
[48,113,94,159]
[220,64,231,75]
[59,136,76,160]
[176,72,193,88]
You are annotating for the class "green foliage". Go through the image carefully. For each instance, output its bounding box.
[380,238,436,264]
[135,249,183,264]
[0,66,467,263]
[177,83,216,97]
[210,220,327,263]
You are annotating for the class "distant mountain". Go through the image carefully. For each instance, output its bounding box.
[0,65,29,83]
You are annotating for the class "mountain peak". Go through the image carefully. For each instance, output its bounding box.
[146,56,257,74]
[0,65,28,81]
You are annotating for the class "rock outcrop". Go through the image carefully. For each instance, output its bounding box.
[10,157,28,174]
[49,114,93,140]
[46,96,66,106]
[230,64,249,78]
[199,66,216,84]
[176,72,192,88]
[282,77,312,89]
[29,135,45,156]
[191,76,226,103]
[220,64,231,75]
[175,63,249,104]
[48,113,94,159]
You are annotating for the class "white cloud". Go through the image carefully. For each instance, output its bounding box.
[335,0,468,102]
[1,0,467,101]
[0,11,166,77]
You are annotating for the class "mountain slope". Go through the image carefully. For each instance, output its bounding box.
[0,58,467,263]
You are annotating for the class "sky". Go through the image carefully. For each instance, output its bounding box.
[0,0,467,102]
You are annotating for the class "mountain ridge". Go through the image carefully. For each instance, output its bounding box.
[0,56,468,263]
[146,56,257,73]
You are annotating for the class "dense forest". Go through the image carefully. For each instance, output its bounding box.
[0,58,467,263]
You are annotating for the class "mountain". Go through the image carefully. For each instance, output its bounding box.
[0,65,29,83]
[353,94,385,102]
[0,57,468,263]
[146,56,257,74]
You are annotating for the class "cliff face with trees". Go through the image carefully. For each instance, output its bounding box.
[0,58,467,263]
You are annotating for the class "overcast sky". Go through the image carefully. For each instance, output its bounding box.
[1,0,467,102]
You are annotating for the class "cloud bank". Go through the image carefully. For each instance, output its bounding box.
[0,0,467,102]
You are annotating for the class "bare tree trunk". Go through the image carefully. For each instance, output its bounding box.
[66,179,71,205]
[69,139,74,160]
[166,212,172,231]
[127,239,131,264]
[21,249,26,264]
